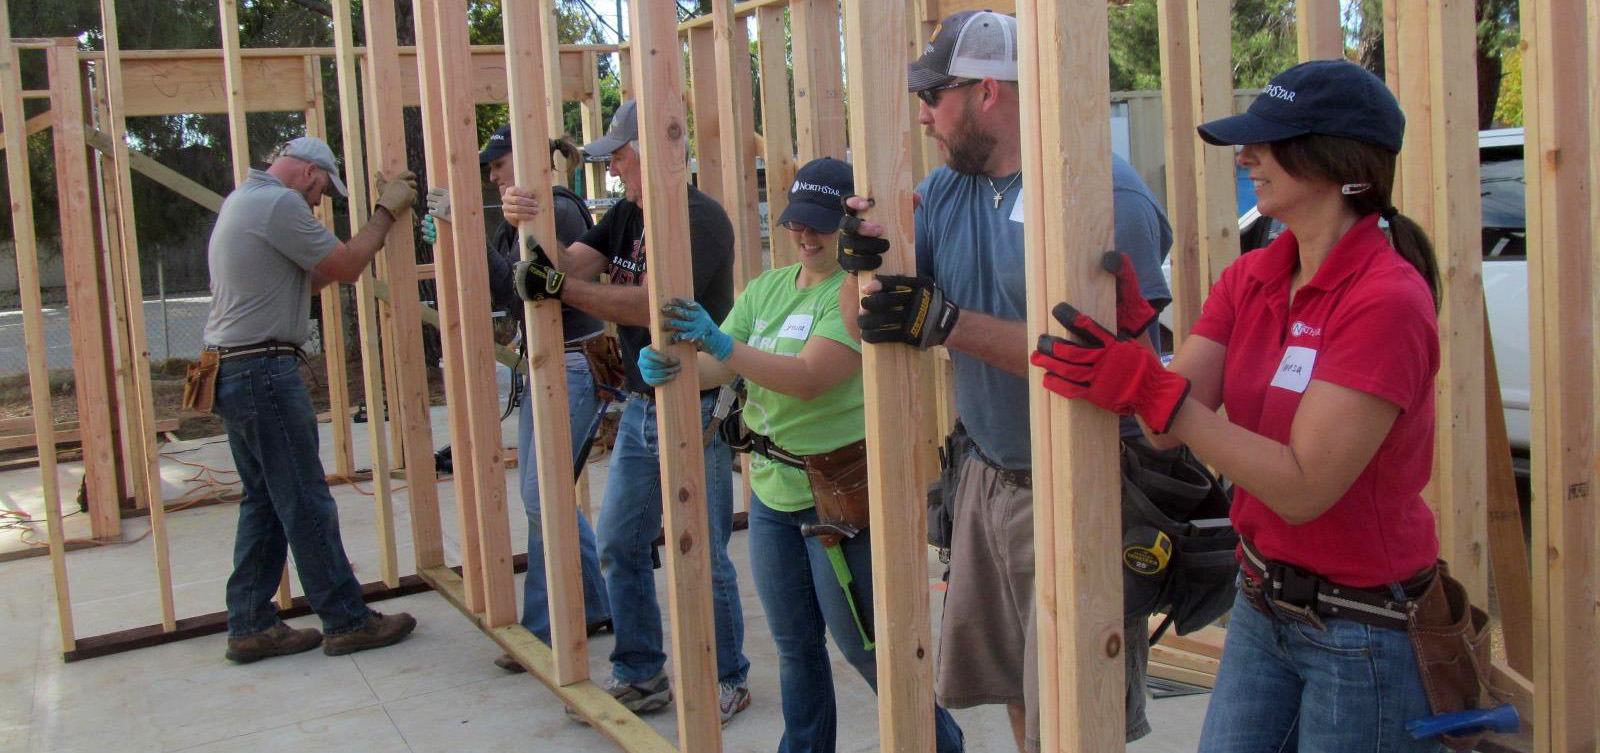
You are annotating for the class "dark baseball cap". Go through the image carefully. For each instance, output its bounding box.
[776,157,853,232]
[479,124,513,164]
[1197,59,1405,154]
[907,10,1019,92]
[582,100,638,158]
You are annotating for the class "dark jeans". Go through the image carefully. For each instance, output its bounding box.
[749,499,965,753]
[215,354,371,637]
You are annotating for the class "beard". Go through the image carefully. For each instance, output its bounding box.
[940,98,997,175]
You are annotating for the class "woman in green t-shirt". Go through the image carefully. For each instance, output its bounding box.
[638,158,964,752]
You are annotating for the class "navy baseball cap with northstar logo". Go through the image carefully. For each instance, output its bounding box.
[777,157,853,232]
[1197,59,1405,154]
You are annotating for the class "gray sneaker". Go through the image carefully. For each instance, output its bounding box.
[718,681,750,727]
[566,670,673,723]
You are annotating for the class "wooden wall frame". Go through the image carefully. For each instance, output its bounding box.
[1017,0,1124,749]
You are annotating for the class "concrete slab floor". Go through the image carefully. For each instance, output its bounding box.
[1,405,1209,752]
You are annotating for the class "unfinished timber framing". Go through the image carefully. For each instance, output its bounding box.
[97,0,178,631]
[501,0,588,683]
[2,10,74,652]
[1522,0,1597,750]
[630,1,720,748]
[6,0,1596,749]
[1018,1,1124,750]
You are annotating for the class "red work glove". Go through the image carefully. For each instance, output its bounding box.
[1102,251,1158,339]
[1029,303,1191,434]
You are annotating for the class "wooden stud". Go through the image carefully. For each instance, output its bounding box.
[97,0,178,631]
[430,0,517,628]
[839,2,935,750]
[330,0,398,589]
[362,0,441,590]
[304,55,356,479]
[1156,0,1202,346]
[1381,0,1400,201]
[1188,0,1238,296]
[618,47,633,102]
[627,0,721,747]
[413,0,485,608]
[539,0,570,188]
[1521,0,1597,748]
[711,1,764,291]
[1483,299,1532,675]
[1017,1,1124,749]
[687,27,724,203]
[1426,0,1487,605]
[791,0,846,163]
[1296,0,1344,61]
[1395,1,1434,232]
[217,0,250,185]
[47,42,120,540]
[360,56,409,480]
[501,0,589,679]
[3,22,76,653]
[755,5,797,268]
[579,50,605,201]
[89,71,142,510]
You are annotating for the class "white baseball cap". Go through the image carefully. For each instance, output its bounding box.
[279,136,348,197]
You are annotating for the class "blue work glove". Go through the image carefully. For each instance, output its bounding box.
[637,346,682,387]
[662,298,734,361]
[421,214,438,245]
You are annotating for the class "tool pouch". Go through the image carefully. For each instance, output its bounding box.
[181,350,220,414]
[581,334,627,399]
[1406,561,1493,751]
[803,439,870,546]
[927,421,971,558]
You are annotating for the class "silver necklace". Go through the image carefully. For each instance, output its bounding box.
[984,172,1022,209]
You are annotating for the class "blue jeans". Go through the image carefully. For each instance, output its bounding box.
[515,352,611,641]
[597,392,749,685]
[748,499,965,753]
[1198,589,1442,753]
[215,354,372,637]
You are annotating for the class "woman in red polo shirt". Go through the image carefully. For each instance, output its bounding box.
[1032,60,1444,752]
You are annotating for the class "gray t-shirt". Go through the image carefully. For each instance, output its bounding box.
[202,169,339,347]
[916,154,1172,469]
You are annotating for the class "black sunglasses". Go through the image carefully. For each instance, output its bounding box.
[916,79,980,107]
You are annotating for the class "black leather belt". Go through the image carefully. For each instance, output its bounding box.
[1240,537,1431,631]
[207,340,304,363]
[971,443,1031,489]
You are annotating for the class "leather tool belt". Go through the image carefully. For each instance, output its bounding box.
[801,439,870,547]
[1240,537,1430,632]
[972,442,1031,489]
[209,340,305,363]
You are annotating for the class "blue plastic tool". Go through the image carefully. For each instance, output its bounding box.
[1405,705,1520,740]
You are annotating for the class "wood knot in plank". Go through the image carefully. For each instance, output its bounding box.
[667,120,684,141]
[677,487,691,503]
[678,529,694,554]
[1105,633,1122,659]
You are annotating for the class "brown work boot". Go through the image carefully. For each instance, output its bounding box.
[323,611,417,656]
[225,622,323,664]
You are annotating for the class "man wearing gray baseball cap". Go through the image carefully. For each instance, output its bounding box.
[202,135,420,664]
[498,99,753,725]
[836,10,1173,752]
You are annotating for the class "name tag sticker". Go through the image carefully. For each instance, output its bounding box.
[778,314,814,340]
[1270,346,1317,393]
[1010,188,1026,224]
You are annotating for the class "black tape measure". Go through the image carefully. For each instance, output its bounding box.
[1123,526,1173,576]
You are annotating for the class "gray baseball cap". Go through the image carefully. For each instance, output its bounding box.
[582,100,638,158]
[279,136,348,197]
[907,11,1019,92]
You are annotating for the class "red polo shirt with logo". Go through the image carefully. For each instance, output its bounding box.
[1189,214,1439,588]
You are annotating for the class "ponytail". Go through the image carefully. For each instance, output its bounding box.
[1270,134,1441,311]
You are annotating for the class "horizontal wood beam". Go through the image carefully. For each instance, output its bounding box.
[677,0,790,30]
[103,45,603,117]
[83,127,224,211]
[0,108,49,149]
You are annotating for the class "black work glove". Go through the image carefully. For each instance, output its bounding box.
[859,274,960,349]
[511,238,565,301]
[836,194,891,273]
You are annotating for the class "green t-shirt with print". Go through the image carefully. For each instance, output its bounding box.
[719,264,864,512]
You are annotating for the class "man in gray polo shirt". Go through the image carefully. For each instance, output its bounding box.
[204,136,420,663]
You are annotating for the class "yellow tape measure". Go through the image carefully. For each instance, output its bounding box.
[1123,528,1173,576]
